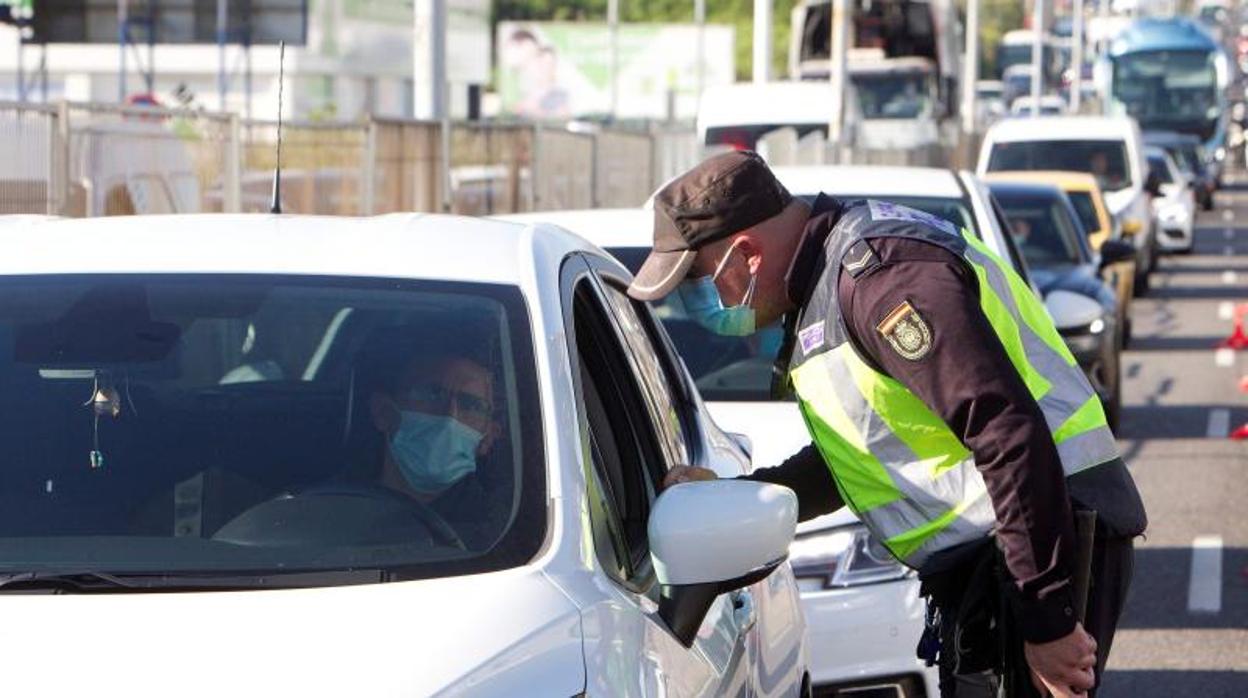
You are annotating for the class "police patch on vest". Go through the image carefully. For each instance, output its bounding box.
[877,301,932,361]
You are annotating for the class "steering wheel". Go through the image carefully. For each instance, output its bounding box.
[295,482,468,551]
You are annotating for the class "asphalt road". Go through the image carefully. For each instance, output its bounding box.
[1100,177,1248,697]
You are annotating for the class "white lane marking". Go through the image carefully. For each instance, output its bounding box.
[1208,408,1231,435]
[1223,270,1238,284]
[1225,210,1235,222]
[1216,348,1236,367]
[1188,535,1223,613]
[1220,301,1236,320]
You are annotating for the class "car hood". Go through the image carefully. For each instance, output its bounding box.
[0,568,585,697]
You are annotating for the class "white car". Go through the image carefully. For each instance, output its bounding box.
[0,213,811,697]
[978,115,1160,295]
[1145,145,1196,253]
[502,167,1037,698]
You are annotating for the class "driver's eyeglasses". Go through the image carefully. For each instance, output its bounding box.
[401,383,493,421]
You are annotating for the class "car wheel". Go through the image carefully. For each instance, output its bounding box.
[1123,315,1133,348]
[1100,342,1122,434]
[1134,269,1150,297]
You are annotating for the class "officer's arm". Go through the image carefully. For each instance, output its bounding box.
[843,250,1079,645]
[742,444,844,521]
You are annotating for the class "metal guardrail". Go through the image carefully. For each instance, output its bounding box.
[0,101,709,219]
[0,100,987,219]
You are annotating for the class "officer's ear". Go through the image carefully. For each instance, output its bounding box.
[733,235,765,275]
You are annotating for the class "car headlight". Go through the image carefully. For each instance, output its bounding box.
[1059,318,1105,355]
[789,525,910,590]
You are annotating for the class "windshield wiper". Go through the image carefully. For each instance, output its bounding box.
[0,571,144,593]
[0,567,387,593]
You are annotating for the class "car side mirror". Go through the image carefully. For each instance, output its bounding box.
[649,479,797,647]
[1045,289,1104,330]
[1099,239,1136,269]
[1120,218,1144,237]
[1145,169,1164,197]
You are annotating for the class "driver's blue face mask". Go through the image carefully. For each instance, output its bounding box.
[389,410,483,493]
[677,242,757,337]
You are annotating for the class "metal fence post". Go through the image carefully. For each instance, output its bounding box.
[440,118,452,213]
[225,113,242,213]
[361,118,378,216]
[51,101,70,216]
[591,131,601,209]
[526,124,538,211]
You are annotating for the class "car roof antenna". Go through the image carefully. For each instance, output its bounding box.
[270,41,286,215]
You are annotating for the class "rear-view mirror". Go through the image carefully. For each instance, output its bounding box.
[1099,239,1137,269]
[649,479,797,647]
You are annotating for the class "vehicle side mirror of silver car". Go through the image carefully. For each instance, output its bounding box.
[1099,239,1137,269]
[648,480,797,647]
[1145,169,1164,197]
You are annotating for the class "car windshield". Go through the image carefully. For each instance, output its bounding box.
[0,275,544,586]
[987,140,1134,192]
[1148,155,1175,184]
[993,190,1085,268]
[609,195,974,402]
[851,72,933,119]
[999,44,1036,73]
[1067,191,1103,236]
[1111,50,1219,140]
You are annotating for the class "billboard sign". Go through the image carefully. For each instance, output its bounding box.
[497,21,735,120]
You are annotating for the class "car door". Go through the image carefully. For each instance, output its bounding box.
[562,253,756,698]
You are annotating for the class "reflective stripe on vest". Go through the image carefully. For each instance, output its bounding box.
[790,227,1117,569]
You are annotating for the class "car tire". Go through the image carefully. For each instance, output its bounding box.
[1101,341,1123,434]
[1134,269,1150,297]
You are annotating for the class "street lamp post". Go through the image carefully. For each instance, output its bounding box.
[1072,0,1085,113]
[1031,0,1044,117]
[962,0,980,134]
[753,0,772,83]
[828,0,850,159]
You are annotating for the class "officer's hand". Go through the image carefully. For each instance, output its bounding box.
[1024,623,1098,698]
[662,465,718,489]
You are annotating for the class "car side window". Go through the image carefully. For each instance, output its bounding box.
[598,281,691,472]
[990,196,1031,279]
[571,279,668,590]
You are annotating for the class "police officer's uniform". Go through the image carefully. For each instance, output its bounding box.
[627,152,1147,698]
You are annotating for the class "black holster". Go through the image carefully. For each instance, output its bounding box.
[919,542,1041,698]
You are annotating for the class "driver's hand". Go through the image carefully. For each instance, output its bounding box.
[662,465,718,490]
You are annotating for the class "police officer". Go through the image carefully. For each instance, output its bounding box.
[630,152,1147,698]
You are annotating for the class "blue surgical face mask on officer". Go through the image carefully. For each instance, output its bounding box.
[389,410,483,493]
[678,241,758,337]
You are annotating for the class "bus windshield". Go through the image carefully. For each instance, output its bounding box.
[1112,50,1219,140]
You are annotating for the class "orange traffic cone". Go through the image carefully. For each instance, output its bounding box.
[1218,304,1248,349]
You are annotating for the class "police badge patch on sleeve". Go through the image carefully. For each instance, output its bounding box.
[876,301,932,361]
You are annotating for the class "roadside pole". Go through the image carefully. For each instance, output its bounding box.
[1072,0,1085,113]
[609,0,620,117]
[117,0,128,102]
[414,0,448,120]
[1031,0,1044,117]
[695,0,706,106]
[962,0,980,134]
[828,0,850,161]
[753,0,772,83]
